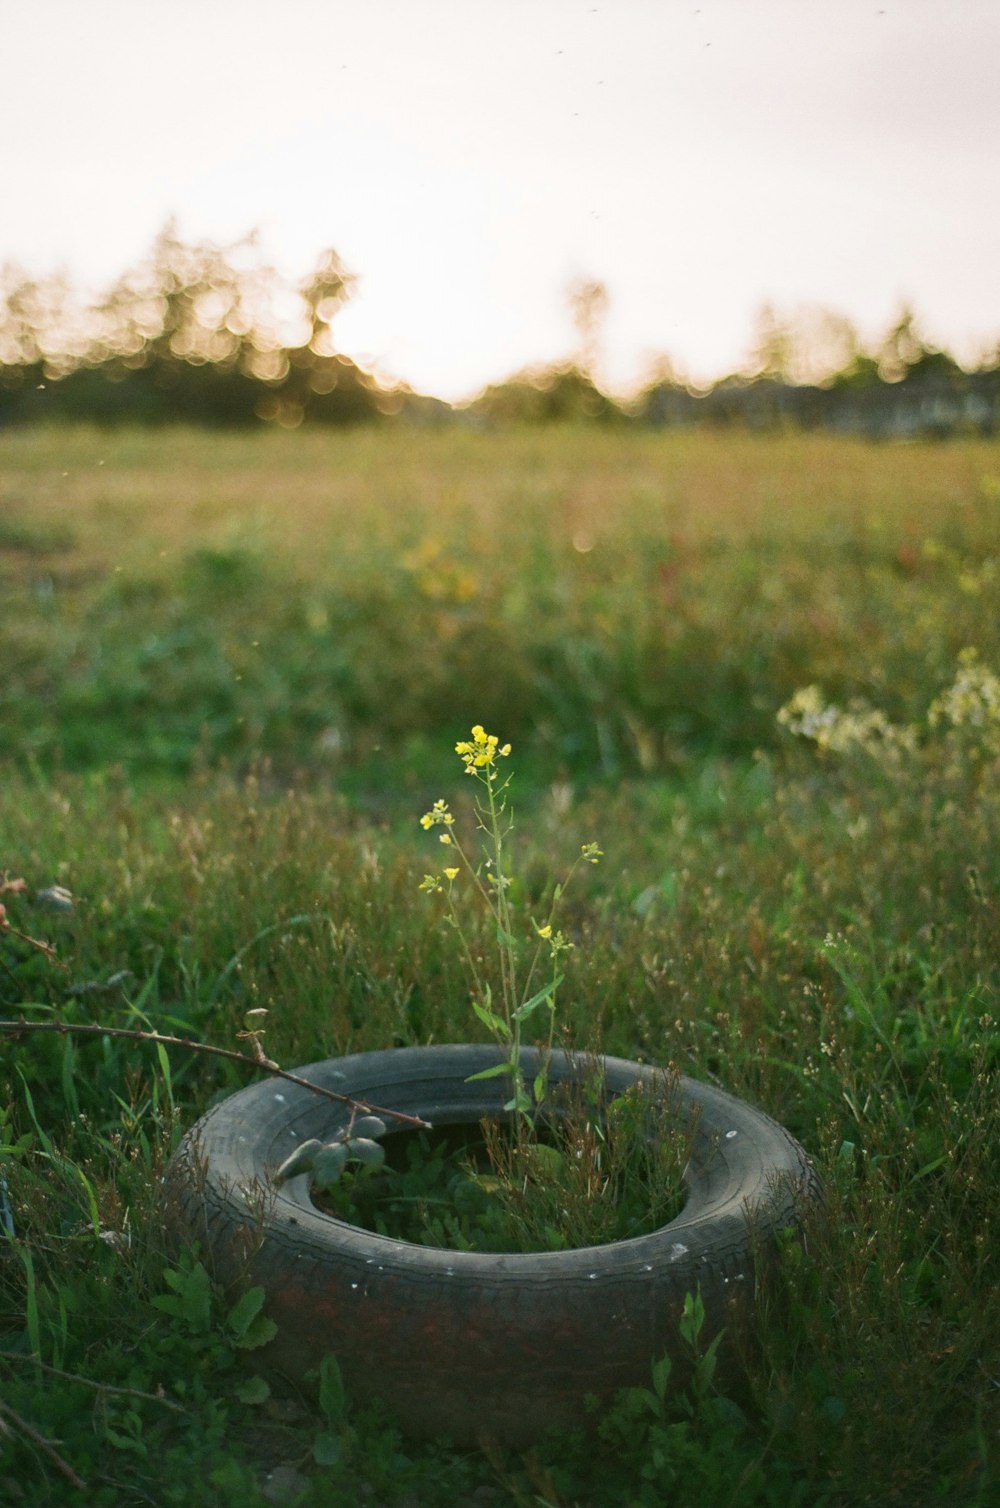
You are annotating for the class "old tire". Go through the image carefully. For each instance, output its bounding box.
[164,1044,820,1447]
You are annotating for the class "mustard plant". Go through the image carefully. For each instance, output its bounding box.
[419,724,601,1121]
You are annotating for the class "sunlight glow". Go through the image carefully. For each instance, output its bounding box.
[1,0,998,401]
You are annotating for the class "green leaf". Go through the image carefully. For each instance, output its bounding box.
[512,974,563,1023]
[347,1137,385,1170]
[503,1089,532,1114]
[472,998,509,1037]
[226,1281,278,1348]
[236,1375,271,1405]
[318,1353,346,1424]
[680,1288,705,1349]
[466,1062,513,1082]
[236,1313,279,1350]
[154,1260,212,1332]
[312,1142,351,1189]
[15,1071,54,1156]
[274,1138,322,1182]
[60,1036,79,1119]
[312,1430,342,1466]
[105,1427,148,1457]
[155,1040,173,1106]
[652,1353,672,1402]
[696,1331,724,1391]
[525,1143,564,1177]
[227,1285,265,1340]
[0,1140,30,1161]
[151,1294,184,1319]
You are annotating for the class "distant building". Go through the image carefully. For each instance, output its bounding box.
[639,370,998,439]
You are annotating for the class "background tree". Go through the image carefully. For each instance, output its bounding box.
[567,276,609,381]
[0,225,394,428]
[875,303,960,384]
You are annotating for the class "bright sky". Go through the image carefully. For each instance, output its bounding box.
[2,0,999,400]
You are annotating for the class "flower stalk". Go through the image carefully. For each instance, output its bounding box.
[420,725,601,1125]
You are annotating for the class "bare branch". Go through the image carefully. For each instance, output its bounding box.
[0,1020,430,1129]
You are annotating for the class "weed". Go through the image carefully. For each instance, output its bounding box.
[418,723,601,1118]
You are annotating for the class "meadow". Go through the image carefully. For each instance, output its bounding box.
[1,423,999,1505]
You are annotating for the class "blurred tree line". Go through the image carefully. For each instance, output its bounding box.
[467,298,999,438]
[642,301,999,440]
[0,230,997,437]
[0,224,445,428]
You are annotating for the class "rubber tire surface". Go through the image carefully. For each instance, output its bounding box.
[164,1045,821,1447]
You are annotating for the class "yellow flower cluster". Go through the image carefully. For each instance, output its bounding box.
[419,865,461,894]
[419,799,455,831]
[534,920,574,957]
[417,800,464,893]
[455,725,511,773]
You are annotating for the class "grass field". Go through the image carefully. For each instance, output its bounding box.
[2,424,999,1504]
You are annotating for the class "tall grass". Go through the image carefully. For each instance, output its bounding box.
[2,425,999,1502]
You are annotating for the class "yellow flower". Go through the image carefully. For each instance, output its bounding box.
[454,725,511,772]
[443,867,459,881]
[535,923,553,940]
[420,799,454,830]
[439,833,452,844]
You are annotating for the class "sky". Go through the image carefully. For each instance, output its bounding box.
[2,0,999,401]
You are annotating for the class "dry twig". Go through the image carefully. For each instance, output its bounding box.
[0,1019,430,1129]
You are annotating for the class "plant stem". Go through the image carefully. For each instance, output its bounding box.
[483,771,527,1115]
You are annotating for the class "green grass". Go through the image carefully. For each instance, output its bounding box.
[4,424,1000,786]
[2,424,999,1504]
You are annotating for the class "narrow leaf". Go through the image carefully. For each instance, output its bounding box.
[472,999,509,1037]
[319,1354,346,1422]
[512,974,563,1022]
[466,1062,513,1082]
